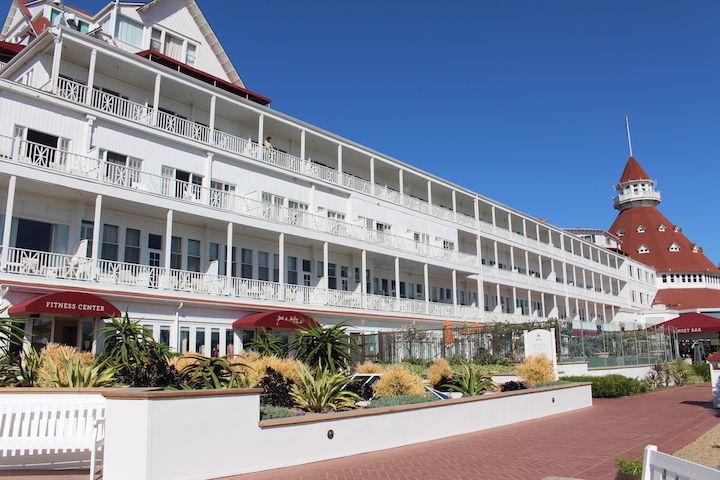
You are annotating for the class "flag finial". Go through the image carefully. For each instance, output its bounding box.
[625,114,634,157]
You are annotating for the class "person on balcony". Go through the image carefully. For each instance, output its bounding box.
[263,136,274,149]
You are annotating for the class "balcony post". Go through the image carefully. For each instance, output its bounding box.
[369,156,375,192]
[493,240,499,269]
[152,73,162,126]
[1,175,16,270]
[300,129,306,161]
[495,283,501,313]
[522,218,527,238]
[208,95,216,142]
[278,233,285,300]
[524,250,529,276]
[90,194,102,278]
[451,190,457,220]
[50,35,63,93]
[225,222,233,289]
[398,169,404,197]
[423,263,429,314]
[337,144,343,184]
[203,152,213,204]
[361,249,367,308]
[85,49,97,105]
[476,274,484,312]
[451,269,458,316]
[394,257,400,301]
[538,255,544,279]
[509,245,514,272]
[257,113,264,155]
[511,286,517,315]
[536,223,541,242]
[427,180,432,206]
[163,209,173,286]
[527,289,532,316]
[552,294,558,318]
[491,205,496,227]
[593,302,598,323]
[541,292,546,318]
[507,211,511,232]
[322,241,329,292]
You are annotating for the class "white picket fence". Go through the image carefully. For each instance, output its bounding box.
[642,445,720,480]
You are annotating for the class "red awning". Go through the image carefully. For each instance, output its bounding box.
[232,311,318,330]
[657,312,720,334]
[8,291,121,318]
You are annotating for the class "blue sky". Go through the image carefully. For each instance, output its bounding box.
[65,1,720,262]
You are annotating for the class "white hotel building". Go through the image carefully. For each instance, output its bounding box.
[0,0,657,356]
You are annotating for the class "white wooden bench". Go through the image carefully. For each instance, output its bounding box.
[642,444,720,480]
[0,403,105,480]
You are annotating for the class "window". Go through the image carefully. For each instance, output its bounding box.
[50,9,62,26]
[442,240,455,250]
[413,231,430,244]
[162,166,203,200]
[302,259,311,286]
[185,43,197,67]
[210,180,235,208]
[148,234,162,268]
[241,248,253,279]
[101,224,119,261]
[210,329,220,357]
[195,328,205,355]
[209,243,219,264]
[669,243,680,252]
[164,32,184,61]
[328,263,337,289]
[116,16,143,48]
[316,261,324,278]
[375,222,391,233]
[258,251,269,281]
[288,200,308,211]
[658,224,666,232]
[80,220,93,257]
[124,228,141,264]
[187,239,201,272]
[616,229,624,237]
[354,267,361,284]
[287,256,298,285]
[150,28,162,51]
[327,210,345,221]
[68,18,89,33]
[637,245,650,254]
[340,266,348,291]
[171,236,182,270]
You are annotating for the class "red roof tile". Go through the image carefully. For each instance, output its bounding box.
[619,156,650,183]
[609,206,719,274]
[30,16,50,36]
[652,288,720,309]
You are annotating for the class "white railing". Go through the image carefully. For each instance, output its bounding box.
[641,445,720,480]
[43,79,622,280]
[2,247,500,322]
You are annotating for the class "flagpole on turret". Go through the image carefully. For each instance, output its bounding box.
[625,114,633,157]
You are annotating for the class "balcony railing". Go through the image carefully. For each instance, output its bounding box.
[43,78,621,274]
[3,247,511,322]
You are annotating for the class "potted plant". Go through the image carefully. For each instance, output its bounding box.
[615,456,642,480]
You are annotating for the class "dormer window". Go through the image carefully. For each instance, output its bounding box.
[692,245,700,254]
[669,243,680,252]
[658,224,666,232]
[616,229,625,237]
[674,225,680,233]
[150,27,198,66]
[636,226,646,234]
[637,245,650,254]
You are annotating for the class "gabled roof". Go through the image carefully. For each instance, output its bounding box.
[619,156,651,183]
[137,0,244,88]
[609,205,720,274]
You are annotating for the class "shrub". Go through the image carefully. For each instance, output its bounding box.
[517,354,555,387]
[444,364,497,396]
[590,374,643,398]
[616,456,642,477]
[368,394,435,408]
[260,405,293,420]
[178,355,249,389]
[38,343,94,388]
[259,367,295,408]
[249,333,288,358]
[290,366,359,413]
[373,364,425,397]
[355,361,384,374]
[668,359,694,386]
[472,351,510,366]
[344,376,377,400]
[427,358,453,389]
[233,354,303,387]
[693,363,711,382]
[500,380,528,392]
[292,324,355,371]
[42,352,118,388]
[258,356,303,383]
[646,361,670,389]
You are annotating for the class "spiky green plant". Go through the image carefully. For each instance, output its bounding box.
[0,317,25,357]
[42,352,118,388]
[444,363,497,397]
[290,365,359,413]
[178,355,249,389]
[250,333,288,357]
[15,347,42,386]
[291,323,355,371]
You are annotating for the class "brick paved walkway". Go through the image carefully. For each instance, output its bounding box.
[3,385,716,480]
[225,384,717,480]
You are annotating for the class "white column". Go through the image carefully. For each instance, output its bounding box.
[300,129,306,160]
[541,292,546,317]
[202,152,213,202]
[451,190,457,215]
[493,240,499,268]
[323,241,329,290]
[370,157,375,185]
[1,176,16,269]
[512,286,517,314]
[278,233,285,300]
[398,169,404,195]
[522,219,527,237]
[225,222,233,278]
[491,205,496,226]
[91,194,102,263]
[50,36,63,92]
[495,283,501,312]
[337,144,343,181]
[83,115,95,152]
[536,223,541,242]
[208,95,217,133]
[427,180,432,205]
[539,255,544,279]
[509,246,515,271]
[451,269,458,313]
[258,114,264,150]
[151,73,162,126]
[525,250,530,276]
[423,263,430,311]
[361,249,367,295]
[527,290,532,316]
[164,210,173,272]
[85,49,97,105]
[476,276,484,311]
[394,257,400,300]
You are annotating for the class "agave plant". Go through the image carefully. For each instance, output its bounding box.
[15,347,42,387]
[291,323,355,371]
[42,352,118,388]
[444,364,497,397]
[0,317,25,357]
[290,365,359,413]
[178,355,249,389]
[250,333,288,358]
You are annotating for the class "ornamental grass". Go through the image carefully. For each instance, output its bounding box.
[355,361,384,374]
[372,364,425,397]
[37,343,94,388]
[427,358,453,388]
[516,354,555,387]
